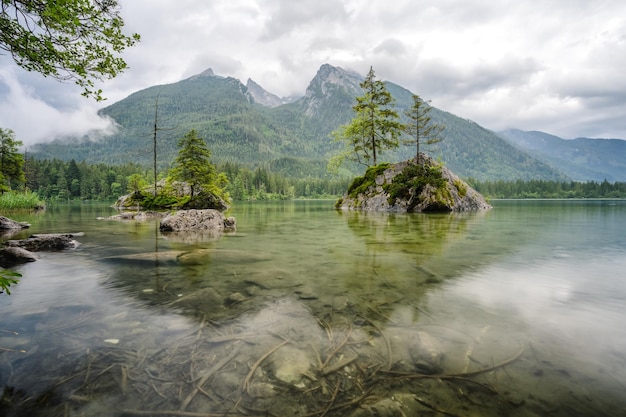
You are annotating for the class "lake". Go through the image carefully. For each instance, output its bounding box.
[1,200,625,416]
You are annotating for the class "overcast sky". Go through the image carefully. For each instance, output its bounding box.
[1,0,626,146]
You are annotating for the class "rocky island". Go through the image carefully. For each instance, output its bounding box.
[337,154,491,212]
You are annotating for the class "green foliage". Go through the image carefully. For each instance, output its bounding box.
[29,65,569,182]
[404,95,444,159]
[220,162,351,201]
[454,179,467,197]
[384,163,446,205]
[140,192,184,210]
[0,128,25,191]
[0,270,20,295]
[127,174,147,193]
[347,163,390,198]
[468,178,626,199]
[0,190,44,209]
[0,0,140,100]
[332,67,404,167]
[24,157,148,201]
[170,129,216,198]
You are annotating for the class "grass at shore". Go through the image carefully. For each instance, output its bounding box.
[0,191,45,210]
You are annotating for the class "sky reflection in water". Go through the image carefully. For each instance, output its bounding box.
[0,200,625,416]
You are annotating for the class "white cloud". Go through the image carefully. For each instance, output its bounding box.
[1,0,626,142]
[0,68,116,146]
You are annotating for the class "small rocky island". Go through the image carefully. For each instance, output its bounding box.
[108,180,236,234]
[337,154,491,212]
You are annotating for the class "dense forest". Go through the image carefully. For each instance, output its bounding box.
[21,157,626,202]
[468,178,626,199]
[22,157,352,202]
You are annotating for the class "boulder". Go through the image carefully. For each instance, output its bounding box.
[0,216,30,230]
[4,233,83,251]
[386,328,443,374]
[0,246,38,268]
[159,209,236,233]
[337,154,491,213]
[270,345,312,384]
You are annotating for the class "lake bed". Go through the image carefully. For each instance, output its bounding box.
[1,200,625,416]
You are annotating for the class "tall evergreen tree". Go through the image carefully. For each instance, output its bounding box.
[0,128,25,192]
[170,129,215,198]
[331,67,404,167]
[404,94,445,162]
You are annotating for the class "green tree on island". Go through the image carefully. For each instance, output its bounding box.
[404,94,445,163]
[170,129,216,199]
[0,128,25,193]
[0,0,140,100]
[331,66,404,168]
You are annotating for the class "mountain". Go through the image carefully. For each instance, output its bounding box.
[498,129,626,182]
[29,64,567,181]
[245,78,290,107]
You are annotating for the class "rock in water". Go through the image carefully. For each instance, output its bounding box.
[408,331,443,374]
[0,216,30,230]
[0,246,38,267]
[337,154,491,212]
[271,346,312,384]
[4,233,81,251]
[160,209,236,233]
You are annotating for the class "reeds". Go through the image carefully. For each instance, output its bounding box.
[0,191,45,210]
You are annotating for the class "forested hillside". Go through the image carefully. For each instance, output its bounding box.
[30,64,567,182]
[498,129,626,182]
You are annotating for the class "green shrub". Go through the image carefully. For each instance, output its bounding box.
[384,163,446,205]
[347,163,390,198]
[141,193,180,210]
[453,179,467,197]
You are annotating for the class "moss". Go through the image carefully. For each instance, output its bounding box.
[347,163,390,198]
[334,198,343,209]
[383,162,446,206]
[453,179,467,197]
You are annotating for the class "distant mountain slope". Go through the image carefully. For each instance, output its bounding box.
[30,64,567,181]
[498,129,626,182]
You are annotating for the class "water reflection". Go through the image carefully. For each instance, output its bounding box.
[1,200,625,416]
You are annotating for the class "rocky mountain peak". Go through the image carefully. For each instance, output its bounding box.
[305,64,363,99]
[245,78,284,108]
[302,64,363,117]
[187,68,217,81]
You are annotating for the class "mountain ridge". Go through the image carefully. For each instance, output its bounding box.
[28,64,595,182]
[498,129,626,182]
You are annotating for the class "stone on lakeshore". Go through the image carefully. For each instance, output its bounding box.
[0,216,30,230]
[159,209,236,233]
[0,246,38,268]
[4,233,81,251]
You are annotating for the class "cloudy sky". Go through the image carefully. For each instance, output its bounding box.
[1,0,626,146]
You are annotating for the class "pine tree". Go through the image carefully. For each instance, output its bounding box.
[331,67,404,167]
[404,94,444,163]
[170,129,215,199]
[0,128,25,192]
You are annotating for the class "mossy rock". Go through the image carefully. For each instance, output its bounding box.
[337,154,491,212]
